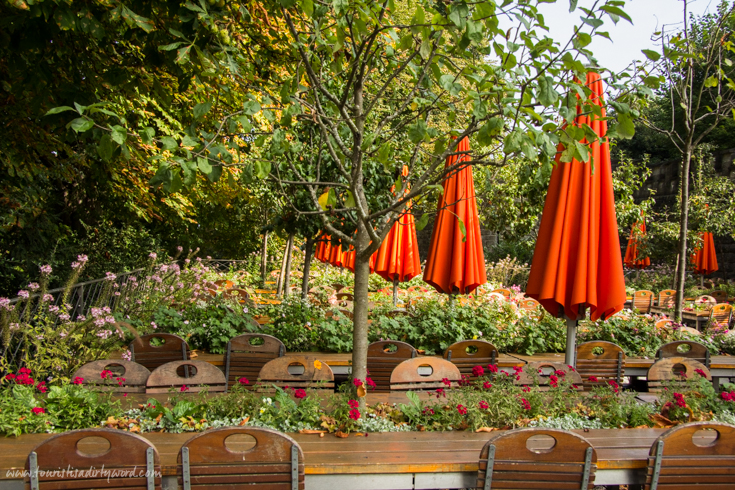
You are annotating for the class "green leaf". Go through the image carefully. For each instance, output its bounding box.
[704,76,719,88]
[536,76,559,107]
[345,191,356,208]
[69,117,94,133]
[408,120,428,144]
[97,134,115,162]
[641,49,661,61]
[301,0,314,16]
[243,100,261,115]
[616,113,635,139]
[254,160,271,179]
[280,0,297,7]
[193,102,212,120]
[159,42,184,51]
[120,6,155,33]
[161,136,178,151]
[140,127,155,144]
[600,5,632,24]
[44,106,75,116]
[110,126,127,145]
[197,157,212,174]
[208,164,223,182]
[415,213,431,231]
[569,0,578,12]
[476,117,504,146]
[457,218,467,243]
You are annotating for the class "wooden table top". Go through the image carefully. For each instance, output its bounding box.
[650,306,711,318]
[0,428,665,479]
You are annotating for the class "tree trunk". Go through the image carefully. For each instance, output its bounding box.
[277,237,290,298]
[283,233,295,298]
[302,236,315,301]
[674,149,692,321]
[351,224,371,412]
[260,231,269,288]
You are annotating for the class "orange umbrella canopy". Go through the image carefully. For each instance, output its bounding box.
[526,72,626,322]
[623,221,651,269]
[344,247,376,274]
[691,232,718,275]
[314,233,332,263]
[423,136,487,294]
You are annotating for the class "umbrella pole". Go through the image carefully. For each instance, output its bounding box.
[700,273,704,288]
[565,318,577,367]
[392,277,399,308]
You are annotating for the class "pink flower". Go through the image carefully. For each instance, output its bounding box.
[479,400,489,410]
[457,404,467,415]
[353,378,363,387]
[347,399,359,409]
[294,389,307,399]
[349,408,360,420]
[472,365,484,377]
[483,381,493,389]
[31,407,45,415]
[72,377,84,385]
[238,377,249,385]
[181,385,189,392]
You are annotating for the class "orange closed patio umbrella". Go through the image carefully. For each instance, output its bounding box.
[691,232,718,280]
[314,233,333,263]
[423,136,487,295]
[624,221,651,269]
[526,72,626,366]
[344,247,376,274]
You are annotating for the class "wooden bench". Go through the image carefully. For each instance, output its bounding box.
[576,341,625,390]
[367,340,417,393]
[72,359,150,393]
[390,357,461,391]
[443,340,499,379]
[515,362,583,391]
[634,290,654,313]
[130,334,190,371]
[658,289,676,308]
[224,333,285,390]
[146,360,227,394]
[647,357,711,392]
[257,355,334,392]
[656,340,711,368]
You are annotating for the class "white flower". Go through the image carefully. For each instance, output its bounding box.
[149,252,157,260]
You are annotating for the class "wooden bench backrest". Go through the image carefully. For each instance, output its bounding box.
[476,428,597,489]
[515,362,584,391]
[214,279,234,289]
[257,355,334,390]
[491,288,511,300]
[644,422,735,490]
[519,298,545,320]
[146,360,227,393]
[647,357,711,393]
[443,340,499,378]
[576,341,625,390]
[634,290,654,313]
[130,333,189,371]
[222,288,250,302]
[178,427,304,490]
[710,290,728,303]
[710,303,733,327]
[658,290,676,308]
[390,357,461,391]
[656,341,710,368]
[72,360,151,393]
[367,340,417,393]
[25,428,161,490]
[225,334,285,390]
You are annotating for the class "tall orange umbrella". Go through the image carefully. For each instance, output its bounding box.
[691,231,718,277]
[344,247,376,274]
[526,72,626,366]
[374,166,422,305]
[624,221,651,269]
[314,232,333,263]
[423,136,487,295]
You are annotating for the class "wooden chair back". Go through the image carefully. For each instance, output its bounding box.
[658,289,676,308]
[709,303,733,328]
[476,428,597,489]
[225,333,285,391]
[385,309,414,319]
[443,340,499,379]
[644,422,735,490]
[178,427,304,490]
[72,360,150,393]
[25,428,161,490]
[519,298,545,320]
[634,290,654,313]
[146,360,227,393]
[257,355,334,391]
[390,357,461,391]
[222,288,250,303]
[710,290,729,303]
[325,309,353,320]
[696,295,717,307]
[515,362,584,391]
[656,341,711,368]
[491,288,511,300]
[655,319,673,330]
[130,333,189,371]
[647,357,712,392]
[367,340,417,393]
[214,279,234,289]
[576,341,625,390]
[335,292,354,308]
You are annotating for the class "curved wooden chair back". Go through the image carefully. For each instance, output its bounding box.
[367,340,417,393]
[222,288,250,303]
[130,333,189,371]
[655,319,673,330]
[146,360,226,393]
[515,362,584,391]
[205,288,218,297]
[476,428,597,489]
[257,355,334,391]
[335,292,354,308]
[634,290,654,313]
[385,309,414,319]
[325,309,354,320]
[390,357,461,391]
[696,295,717,308]
[178,427,304,490]
[72,360,150,393]
[25,428,161,490]
[647,357,711,393]
[331,283,346,292]
[491,288,511,300]
[710,290,729,303]
[709,303,733,328]
[656,341,710,368]
[443,340,499,378]
[576,341,625,390]
[225,333,285,391]
[214,279,234,289]
[644,422,735,490]
[658,289,676,308]
[519,298,545,320]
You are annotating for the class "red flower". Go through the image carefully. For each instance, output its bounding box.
[695,368,707,378]
[520,398,531,411]
[472,365,485,377]
[483,381,493,389]
[673,392,687,408]
[180,385,189,392]
[36,382,48,394]
[441,378,451,387]
[349,408,360,420]
[366,377,376,390]
[457,404,468,415]
[479,400,489,410]
[588,376,599,382]
[522,386,530,393]
[31,407,45,415]
[238,377,249,385]
[422,407,434,416]
[100,370,113,380]
[347,399,359,409]
[72,377,84,385]
[487,364,499,374]
[294,389,307,399]
[567,365,576,372]
[18,367,31,375]
[4,374,16,381]
[549,375,559,388]
[459,375,471,386]
[435,388,446,398]
[353,378,363,387]
[512,366,523,373]
[721,391,734,402]
[607,380,619,394]
[554,370,566,377]
[115,377,126,387]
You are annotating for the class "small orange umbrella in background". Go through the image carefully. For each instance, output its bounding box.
[423,136,487,296]
[526,72,626,366]
[691,232,718,285]
[314,232,333,263]
[624,220,651,270]
[374,165,422,306]
[344,247,376,274]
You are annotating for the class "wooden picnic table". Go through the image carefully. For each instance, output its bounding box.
[650,305,711,330]
[0,428,670,488]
